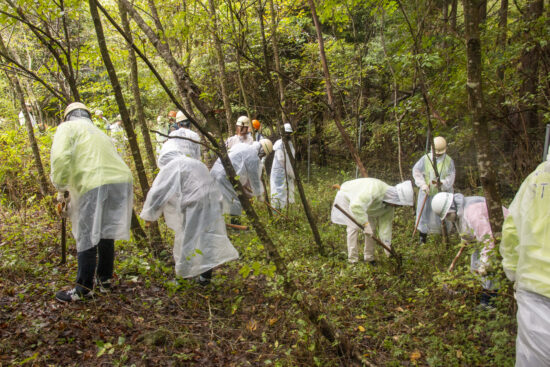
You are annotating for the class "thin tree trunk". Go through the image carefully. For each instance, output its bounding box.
[0,36,49,197]
[118,0,157,170]
[307,0,368,177]
[464,0,504,234]
[268,0,286,119]
[259,0,325,255]
[89,0,162,254]
[208,0,233,134]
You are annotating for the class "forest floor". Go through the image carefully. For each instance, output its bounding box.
[0,166,517,366]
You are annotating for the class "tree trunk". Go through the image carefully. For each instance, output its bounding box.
[89,0,162,254]
[268,0,286,120]
[208,0,233,134]
[307,0,368,177]
[463,0,504,234]
[118,0,157,171]
[518,0,543,162]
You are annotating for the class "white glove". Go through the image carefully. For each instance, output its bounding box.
[421,184,429,193]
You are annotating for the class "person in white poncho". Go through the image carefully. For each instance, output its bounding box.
[158,111,201,162]
[210,140,273,224]
[50,102,133,302]
[271,123,295,209]
[140,147,238,285]
[331,178,414,264]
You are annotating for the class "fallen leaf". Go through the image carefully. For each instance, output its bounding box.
[410,350,421,362]
[357,325,365,332]
[268,318,278,326]
[246,319,257,332]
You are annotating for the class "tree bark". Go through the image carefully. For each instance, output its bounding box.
[208,0,233,134]
[89,0,162,253]
[117,0,157,171]
[463,0,504,234]
[307,0,368,178]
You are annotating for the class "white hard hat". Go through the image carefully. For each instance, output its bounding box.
[95,110,103,116]
[434,136,447,155]
[236,115,250,127]
[175,110,188,123]
[284,123,293,133]
[259,138,273,156]
[395,180,414,206]
[431,192,454,219]
[64,102,91,119]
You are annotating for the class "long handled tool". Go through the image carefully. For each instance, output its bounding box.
[334,204,402,268]
[412,192,428,238]
[448,241,467,273]
[56,191,69,265]
[226,223,248,231]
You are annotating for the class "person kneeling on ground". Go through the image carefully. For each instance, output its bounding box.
[51,102,133,302]
[331,178,414,264]
[431,192,509,308]
[140,148,239,285]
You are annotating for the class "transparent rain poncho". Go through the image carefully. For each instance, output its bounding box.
[210,143,263,215]
[331,178,397,246]
[226,133,254,152]
[412,153,455,234]
[158,127,201,162]
[50,118,133,252]
[500,160,550,366]
[270,139,295,209]
[140,151,238,278]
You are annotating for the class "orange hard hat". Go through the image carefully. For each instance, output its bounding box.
[252,119,260,130]
[168,110,177,118]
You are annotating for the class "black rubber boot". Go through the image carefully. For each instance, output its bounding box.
[419,232,427,244]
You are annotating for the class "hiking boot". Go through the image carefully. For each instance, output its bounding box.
[367,260,377,267]
[196,275,211,286]
[55,288,93,303]
[419,232,427,245]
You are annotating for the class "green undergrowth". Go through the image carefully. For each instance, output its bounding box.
[0,165,516,366]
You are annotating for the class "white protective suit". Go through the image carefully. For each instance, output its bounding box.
[50,118,133,252]
[412,153,455,234]
[331,178,413,262]
[500,160,550,367]
[226,133,254,151]
[158,127,201,162]
[270,139,295,209]
[140,150,238,278]
[210,143,263,216]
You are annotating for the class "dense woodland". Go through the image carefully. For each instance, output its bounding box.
[0,0,548,365]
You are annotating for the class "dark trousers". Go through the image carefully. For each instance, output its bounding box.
[75,239,114,294]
